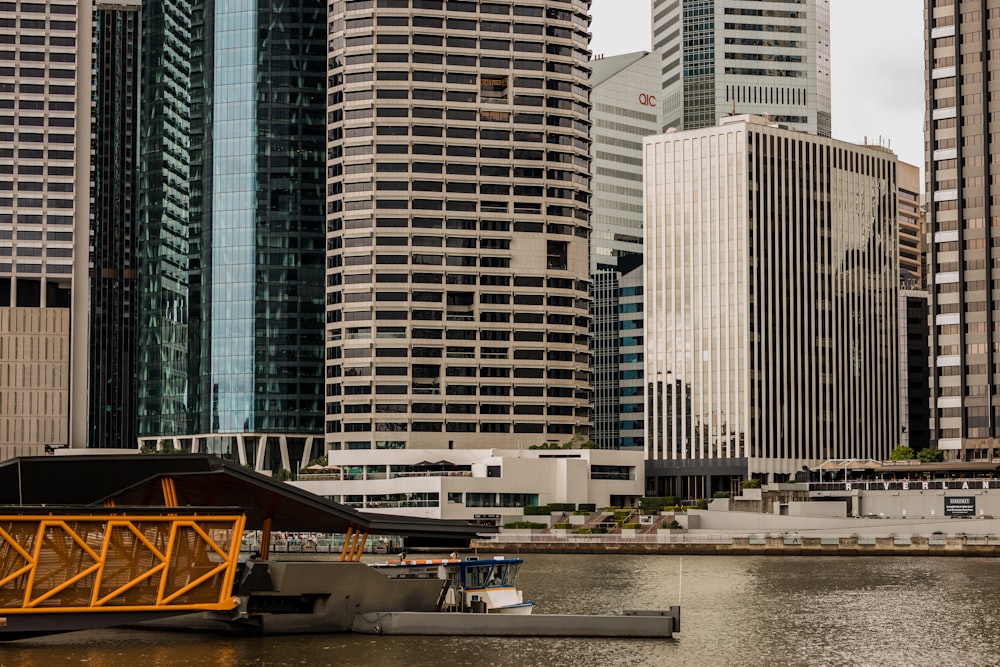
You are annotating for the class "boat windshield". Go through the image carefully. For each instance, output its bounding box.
[463,561,522,588]
[498,562,520,585]
[463,564,491,588]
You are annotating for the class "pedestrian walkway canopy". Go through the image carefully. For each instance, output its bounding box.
[0,453,491,542]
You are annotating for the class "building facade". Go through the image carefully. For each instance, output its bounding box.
[591,255,646,450]
[323,0,594,452]
[900,288,930,452]
[644,115,900,478]
[137,0,328,469]
[588,51,658,449]
[89,0,141,449]
[0,0,91,460]
[897,160,924,287]
[651,0,831,136]
[925,0,1000,460]
[292,447,643,521]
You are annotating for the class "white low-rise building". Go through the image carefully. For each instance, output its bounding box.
[291,448,643,522]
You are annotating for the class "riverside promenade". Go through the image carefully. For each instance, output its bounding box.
[474,530,1000,556]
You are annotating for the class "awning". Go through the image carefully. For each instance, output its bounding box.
[0,454,492,541]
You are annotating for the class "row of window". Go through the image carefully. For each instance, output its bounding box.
[330,308,585,324]
[0,215,73,226]
[332,381,588,395]
[0,147,74,160]
[0,17,75,29]
[331,402,578,414]
[0,50,75,62]
[329,272,587,289]
[0,247,71,257]
[335,167,587,191]
[344,0,572,19]
[367,33,585,51]
[328,420,582,434]
[340,36,587,63]
[0,34,75,46]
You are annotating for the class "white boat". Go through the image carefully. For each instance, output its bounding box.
[372,555,535,615]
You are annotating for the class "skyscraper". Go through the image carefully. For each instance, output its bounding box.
[651,0,831,136]
[323,0,593,451]
[137,0,328,469]
[925,0,1000,460]
[644,115,899,482]
[0,0,90,460]
[89,0,141,449]
[588,50,658,449]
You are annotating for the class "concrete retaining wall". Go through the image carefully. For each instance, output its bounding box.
[473,535,1000,557]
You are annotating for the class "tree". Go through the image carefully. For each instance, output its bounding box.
[916,447,944,463]
[889,446,916,461]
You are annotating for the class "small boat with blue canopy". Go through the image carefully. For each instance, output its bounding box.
[372,555,535,615]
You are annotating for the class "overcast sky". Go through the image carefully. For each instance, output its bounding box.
[589,1,925,172]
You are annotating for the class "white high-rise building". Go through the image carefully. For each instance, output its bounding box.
[0,0,92,460]
[644,115,899,482]
[589,51,659,273]
[589,51,659,450]
[651,0,831,136]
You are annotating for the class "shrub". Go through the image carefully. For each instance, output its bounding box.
[695,499,709,510]
[523,505,550,516]
[640,496,680,513]
[917,447,944,463]
[665,520,683,530]
[622,523,642,530]
[578,503,597,513]
[504,521,547,529]
[548,503,576,512]
[574,527,592,534]
[553,522,572,529]
[712,492,731,499]
[890,445,916,461]
[740,478,761,489]
[592,526,608,534]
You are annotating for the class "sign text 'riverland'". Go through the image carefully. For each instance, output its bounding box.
[843,480,1000,491]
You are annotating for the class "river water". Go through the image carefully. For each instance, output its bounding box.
[4,554,999,667]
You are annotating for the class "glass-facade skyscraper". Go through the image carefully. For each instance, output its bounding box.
[89,0,141,449]
[138,0,327,468]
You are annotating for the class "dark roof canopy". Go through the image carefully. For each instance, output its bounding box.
[0,454,491,540]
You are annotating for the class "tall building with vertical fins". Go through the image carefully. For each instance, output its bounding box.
[0,0,90,460]
[644,115,899,482]
[137,0,328,470]
[651,0,831,136]
[925,0,1000,460]
[324,0,593,452]
[89,0,141,449]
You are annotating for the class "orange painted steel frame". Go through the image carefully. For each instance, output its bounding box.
[338,527,369,562]
[0,513,245,615]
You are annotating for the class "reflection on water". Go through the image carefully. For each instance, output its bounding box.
[5,555,1000,667]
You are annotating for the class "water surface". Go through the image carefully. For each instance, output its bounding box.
[4,554,996,666]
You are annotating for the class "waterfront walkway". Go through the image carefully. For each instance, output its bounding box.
[473,532,1000,556]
